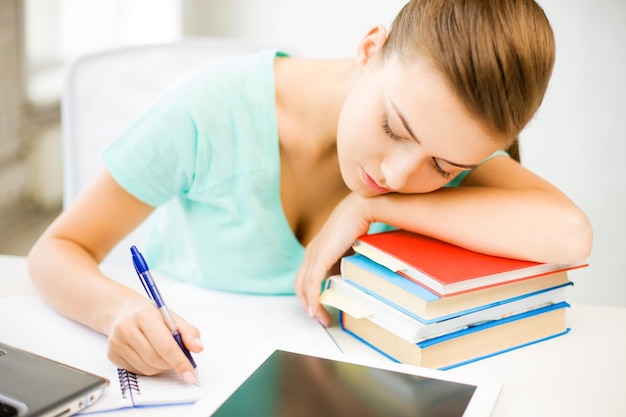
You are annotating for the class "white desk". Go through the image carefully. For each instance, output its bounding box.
[1,254,624,416]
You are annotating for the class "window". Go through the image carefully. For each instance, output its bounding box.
[24,0,182,106]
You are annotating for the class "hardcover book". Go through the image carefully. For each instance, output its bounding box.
[341,254,571,323]
[340,302,570,370]
[321,275,571,342]
[354,230,586,296]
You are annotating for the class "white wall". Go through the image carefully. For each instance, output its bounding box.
[183,0,626,307]
[182,0,408,57]
[522,0,626,307]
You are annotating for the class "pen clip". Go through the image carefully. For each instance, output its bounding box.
[133,262,152,301]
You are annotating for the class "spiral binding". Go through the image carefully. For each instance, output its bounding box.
[117,368,140,401]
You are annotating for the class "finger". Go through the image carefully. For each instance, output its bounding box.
[294,238,335,322]
[294,264,311,313]
[143,313,199,384]
[294,246,317,314]
[297,271,331,327]
[109,302,197,382]
[108,317,168,375]
[302,268,334,326]
[173,314,204,353]
[303,262,327,317]
[107,341,163,376]
[309,303,332,328]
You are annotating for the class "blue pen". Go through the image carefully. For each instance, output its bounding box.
[130,246,197,370]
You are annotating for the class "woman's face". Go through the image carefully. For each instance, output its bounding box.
[336,55,503,197]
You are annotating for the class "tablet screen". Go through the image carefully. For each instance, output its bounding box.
[210,350,477,417]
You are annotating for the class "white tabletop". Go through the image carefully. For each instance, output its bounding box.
[2,254,625,416]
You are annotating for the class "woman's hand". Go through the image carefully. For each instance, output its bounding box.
[294,192,373,327]
[107,299,203,384]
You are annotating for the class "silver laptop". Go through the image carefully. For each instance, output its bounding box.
[0,342,109,417]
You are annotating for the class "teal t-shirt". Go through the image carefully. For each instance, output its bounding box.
[103,49,304,294]
[102,49,507,295]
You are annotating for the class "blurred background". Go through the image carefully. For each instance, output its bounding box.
[1,0,624,308]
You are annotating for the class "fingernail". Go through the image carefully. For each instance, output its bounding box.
[195,337,204,349]
[308,306,314,317]
[183,371,197,385]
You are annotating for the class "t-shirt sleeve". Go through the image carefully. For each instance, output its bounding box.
[102,78,202,207]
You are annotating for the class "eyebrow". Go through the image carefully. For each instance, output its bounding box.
[391,101,479,170]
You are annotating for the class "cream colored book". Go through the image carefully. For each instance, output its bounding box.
[341,302,570,370]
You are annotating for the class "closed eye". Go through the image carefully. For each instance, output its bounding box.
[380,115,404,142]
[431,158,453,179]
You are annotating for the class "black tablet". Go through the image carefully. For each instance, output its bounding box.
[186,345,501,417]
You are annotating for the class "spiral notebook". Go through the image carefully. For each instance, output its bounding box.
[69,367,206,413]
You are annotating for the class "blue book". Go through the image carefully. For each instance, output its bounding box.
[340,301,571,370]
[341,254,572,323]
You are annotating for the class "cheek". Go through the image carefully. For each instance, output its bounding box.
[337,95,366,159]
[337,94,386,157]
[335,113,361,191]
[405,178,451,194]
[337,76,383,142]
[336,111,380,193]
[337,91,364,139]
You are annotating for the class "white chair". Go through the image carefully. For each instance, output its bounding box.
[61,38,270,266]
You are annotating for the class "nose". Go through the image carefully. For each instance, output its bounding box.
[380,148,426,191]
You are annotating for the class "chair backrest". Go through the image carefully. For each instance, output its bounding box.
[61,38,268,266]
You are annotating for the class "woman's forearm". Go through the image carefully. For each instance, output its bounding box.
[365,186,592,264]
[27,236,145,335]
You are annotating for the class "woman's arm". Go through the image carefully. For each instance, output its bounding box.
[27,170,202,382]
[295,155,592,325]
[29,170,156,331]
[370,156,592,263]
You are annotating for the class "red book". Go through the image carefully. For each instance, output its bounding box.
[353,230,587,297]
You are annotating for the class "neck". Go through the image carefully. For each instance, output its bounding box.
[275,57,357,157]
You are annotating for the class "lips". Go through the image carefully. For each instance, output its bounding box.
[360,168,390,194]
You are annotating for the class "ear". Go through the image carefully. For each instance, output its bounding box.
[355,25,388,67]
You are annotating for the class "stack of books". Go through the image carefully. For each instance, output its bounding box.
[320,230,587,370]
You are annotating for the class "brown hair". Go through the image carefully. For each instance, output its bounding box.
[380,0,555,159]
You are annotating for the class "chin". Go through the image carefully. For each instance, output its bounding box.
[357,184,391,198]
[357,189,381,198]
